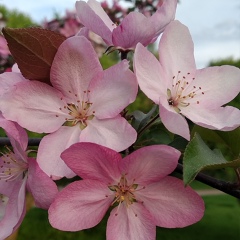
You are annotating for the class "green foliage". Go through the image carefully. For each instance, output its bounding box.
[183,133,240,185]
[0,5,37,28]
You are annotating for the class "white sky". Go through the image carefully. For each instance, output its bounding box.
[1,0,240,68]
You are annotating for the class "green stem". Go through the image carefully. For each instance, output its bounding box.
[138,114,160,137]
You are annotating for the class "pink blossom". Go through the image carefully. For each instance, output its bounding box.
[0,36,138,179]
[0,35,10,56]
[134,20,240,140]
[0,114,58,239]
[49,142,204,240]
[75,0,177,51]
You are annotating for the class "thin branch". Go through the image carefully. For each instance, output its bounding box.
[0,137,42,146]
[175,163,240,199]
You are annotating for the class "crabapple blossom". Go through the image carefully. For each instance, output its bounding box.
[49,142,204,240]
[0,115,58,239]
[76,0,177,51]
[0,36,138,179]
[134,20,240,140]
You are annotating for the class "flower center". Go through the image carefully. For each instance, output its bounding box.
[167,71,205,112]
[0,147,28,182]
[108,175,139,207]
[57,90,96,130]
[0,194,9,220]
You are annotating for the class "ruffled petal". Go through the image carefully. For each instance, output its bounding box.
[80,116,137,152]
[27,158,58,209]
[158,20,196,80]
[49,179,113,231]
[150,0,177,40]
[37,125,81,179]
[50,36,103,101]
[159,97,190,140]
[134,43,167,102]
[89,60,137,118]
[136,176,204,228]
[119,145,180,185]
[0,81,67,133]
[181,105,240,131]
[112,12,156,49]
[76,0,114,45]
[191,66,240,108]
[107,203,155,240]
[61,142,121,183]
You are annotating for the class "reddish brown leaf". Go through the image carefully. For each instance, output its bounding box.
[3,27,66,85]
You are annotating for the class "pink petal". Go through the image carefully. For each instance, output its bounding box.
[37,126,81,179]
[80,116,137,152]
[136,176,204,228]
[61,142,121,183]
[27,158,58,209]
[50,36,103,101]
[112,12,156,49]
[89,60,137,118]
[0,81,67,133]
[181,105,240,131]
[75,0,114,45]
[49,179,113,231]
[0,179,26,239]
[159,96,190,140]
[158,20,196,81]
[0,113,28,152]
[119,145,180,185]
[150,0,178,41]
[134,43,167,103]
[107,203,155,240]
[0,72,26,96]
[191,66,240,108]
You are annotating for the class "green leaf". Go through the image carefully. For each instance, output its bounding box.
[191,125,240,159]
[131,104,157,131]
[3,27,66,85]
[183,133,240,185]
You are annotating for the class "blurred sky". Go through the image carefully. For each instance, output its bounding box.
[1,0,240,68]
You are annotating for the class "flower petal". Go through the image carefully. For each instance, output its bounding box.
[75,0,114,45]
[192,66,240,108]
[80,116,137,152]
[27,158,58,209]
[150,0,177,41]
[159,96,190,140]
[0,113,28,153]
[50,36,103,101]
[158,20,196,80]
[61,142,121,183]
[37,126,81,179]
[89,60,137,118]
[134,43,167,102]
[136,176,204,228]
[0,81,67,133]
[107,203,155,240]
[0,179,26,239]
[112,12,156,49]
[0,72,26,97]
[119,145,180,185]
[181,105,240,131]
[49,179,113,231]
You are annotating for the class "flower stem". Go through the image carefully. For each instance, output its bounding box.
[138,114,160,137]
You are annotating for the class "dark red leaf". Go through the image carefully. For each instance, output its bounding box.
[3,27,66,85]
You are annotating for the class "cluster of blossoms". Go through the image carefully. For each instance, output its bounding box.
[0,0,239,239]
